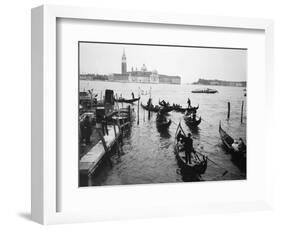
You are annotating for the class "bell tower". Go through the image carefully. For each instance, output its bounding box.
[121,49,127,74]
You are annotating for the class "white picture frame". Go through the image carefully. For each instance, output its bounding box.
[31,5,274,225]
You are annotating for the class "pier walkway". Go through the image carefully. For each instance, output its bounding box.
[80,125,120,176]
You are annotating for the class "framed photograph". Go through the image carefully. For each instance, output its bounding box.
[31,5,274,224]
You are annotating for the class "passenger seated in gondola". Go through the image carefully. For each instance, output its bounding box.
[232,139,240,152]
[177,132,194,165]
[238,138,246,151]
[232,138,246,152]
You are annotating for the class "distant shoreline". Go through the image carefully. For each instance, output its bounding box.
[192,78,246,87]
[80,79,180,85]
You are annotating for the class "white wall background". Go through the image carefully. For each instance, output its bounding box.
[0,0,280,229]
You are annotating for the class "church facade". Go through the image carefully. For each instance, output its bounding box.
[109,50,181,85]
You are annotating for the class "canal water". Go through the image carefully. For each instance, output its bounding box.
[80,81,247,186]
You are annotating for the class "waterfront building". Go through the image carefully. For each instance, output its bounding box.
[116,50,181,84]
[121,49,127,74]
[81,49,181,84]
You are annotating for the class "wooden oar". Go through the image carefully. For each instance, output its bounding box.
[195,150,228,176]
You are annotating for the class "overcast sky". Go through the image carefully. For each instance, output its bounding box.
[79,42,247,84]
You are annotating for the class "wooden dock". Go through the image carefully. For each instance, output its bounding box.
[79,125,121,176]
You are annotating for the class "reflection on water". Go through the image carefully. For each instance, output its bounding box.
[80,81,247,186]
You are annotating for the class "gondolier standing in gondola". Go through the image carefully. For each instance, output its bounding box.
[177,131,194,165]
[192,111,197,122]
[187,98,191,108]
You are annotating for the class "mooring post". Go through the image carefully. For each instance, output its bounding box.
[113,124,117,137]
[148,98,151,120]
[241,101,244,123]
[98,130,108,153]
[128,105,131,122]
[227,102,230,120]
[137,99,140,125]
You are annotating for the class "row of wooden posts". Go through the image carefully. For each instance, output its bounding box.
[227,101,245,123]
[97,105,133,154]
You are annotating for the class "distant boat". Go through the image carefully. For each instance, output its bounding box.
[192,88,218,94]
[114,97,140,104]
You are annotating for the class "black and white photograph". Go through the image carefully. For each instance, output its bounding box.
[78,42,247,187]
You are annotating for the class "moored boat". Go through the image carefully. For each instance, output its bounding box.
[141,102,160,112]
[192,88,218,94]
[156,111,172,129]
[141,102,173,113]
[114,97,140,103]
[173,104,199,114]
[156,119,171,129]
[219,121,246,165]
[184,114,201,127]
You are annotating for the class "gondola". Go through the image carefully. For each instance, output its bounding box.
[174,104,199,114]
[184,114,201,127]
[156,119,172,129]
[141,102,160,112]
[141,102,172,113]
[158,100,174,112]
[156,112,172,129]
[174,123,207,176]
[114,97,140,103]
[219,121,246,161]
[159,100,171,107]
[192,88,218,94]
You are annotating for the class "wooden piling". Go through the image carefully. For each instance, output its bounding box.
[227,102,230,120]
[113,124,121,153]
[98,130,108,152]
[148,98,151,120]
[241,101,244,123]
[137,99,140,125]
[113,124,117,137]
[128,105,131,122]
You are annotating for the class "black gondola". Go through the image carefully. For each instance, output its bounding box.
[156,119,171,129]
[156,111,171,129]
[219,121,246,162]
[141,102,173,113]
[159,100,171,107]
[174,123,207,176]
[141,102,160,112]
[184,114,201,127]
[159,100,199,114]
[114,97,140,104]
[174,104,199,114]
